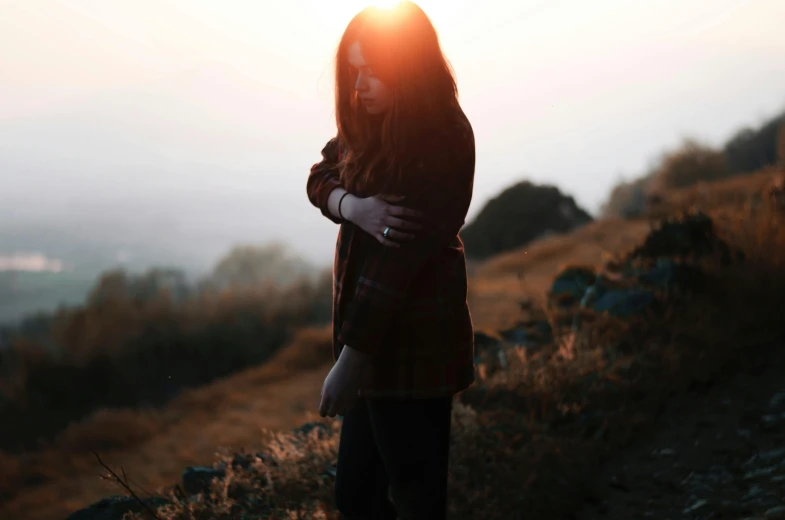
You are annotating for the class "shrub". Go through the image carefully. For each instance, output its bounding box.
[724,111,784,175]
[601,174,654,218]
[461,181,592,260]
[648,138,727,193]
[206,242,318,291]
[0,266,333,452]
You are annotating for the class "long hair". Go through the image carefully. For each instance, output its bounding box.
[334,1,459,196]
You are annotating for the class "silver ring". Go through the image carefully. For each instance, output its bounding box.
[383,227,390,238]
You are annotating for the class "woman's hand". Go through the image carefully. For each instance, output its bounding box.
[319,346,368,418]
[344,194,426,248]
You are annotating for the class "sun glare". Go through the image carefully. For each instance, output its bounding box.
[370,0,404,8]
[365,0,461,24]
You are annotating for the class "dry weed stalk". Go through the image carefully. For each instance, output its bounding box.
[92,451,162,520]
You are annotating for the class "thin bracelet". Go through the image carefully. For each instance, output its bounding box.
[338,192,350,221]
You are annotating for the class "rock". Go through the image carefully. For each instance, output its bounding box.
[741,484,768,503]
[705,465,735,485]
[65,495,171,520]
[476,321,555,376]
[228,452,276,471]
[744,466,779,480]
[473,331,503,352]
[548,265,654,326]
[769,391,785,408]
[550,265,659,321]
[591,289,656,318]
[683,498,710,515]
[758,448,785,462]
[761,414,785,429]
[498,320,553,348]
[497,349,508,370]
[655,448,676,457]
[292,421,330,439]
[498,326,527,345]
[473,332,506,375]
[322,460,338,479]
[182,465,226,495]
[549,266,597,302]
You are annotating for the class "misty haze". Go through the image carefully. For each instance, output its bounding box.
[3,0,785,324]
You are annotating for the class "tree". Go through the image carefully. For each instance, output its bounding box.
[208,242,316,291]
[87,270,130,305]
[87,268,190,306]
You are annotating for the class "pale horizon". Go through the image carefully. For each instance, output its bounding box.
[2,0,785,275]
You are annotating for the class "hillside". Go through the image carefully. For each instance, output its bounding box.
[0,327,336,520]
[2,166,783,520]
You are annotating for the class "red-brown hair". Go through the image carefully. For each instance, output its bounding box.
[334,1,459,196]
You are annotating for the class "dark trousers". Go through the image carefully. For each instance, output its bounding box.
[334,395,454,520]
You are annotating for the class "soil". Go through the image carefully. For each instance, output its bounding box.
[573,347,785,520]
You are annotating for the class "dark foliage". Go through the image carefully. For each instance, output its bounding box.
[461,181,592,260]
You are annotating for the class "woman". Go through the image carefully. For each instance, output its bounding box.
[306,2,475,518]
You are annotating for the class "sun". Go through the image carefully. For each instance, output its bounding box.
[324,0,455,35]
[369,0,404,8]
[336,0,406,16]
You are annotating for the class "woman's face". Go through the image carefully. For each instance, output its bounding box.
[348,41,392,115]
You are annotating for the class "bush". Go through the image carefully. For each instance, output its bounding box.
[461,180,592,260]
[88,268,191,307]
[601,174,654,218]
[206,242,318,291]
[648,138,727,193]
[724,111,784,175]
[601,111,785,220]
[0,266,333,452]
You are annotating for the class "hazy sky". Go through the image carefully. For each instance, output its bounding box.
[2,0,785,271]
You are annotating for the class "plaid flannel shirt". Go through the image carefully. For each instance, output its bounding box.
[306,110,476,399]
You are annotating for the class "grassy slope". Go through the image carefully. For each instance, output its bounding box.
[1,167,783,520]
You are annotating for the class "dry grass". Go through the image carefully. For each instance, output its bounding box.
[468,217,652,331]
[2,168,785,520]
[0,327,334,520]
[645,167,783,218]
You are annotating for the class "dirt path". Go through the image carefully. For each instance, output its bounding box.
[574,348,785,520]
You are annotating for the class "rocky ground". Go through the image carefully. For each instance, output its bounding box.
[574,347,785,520]
[69,347,785,520]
